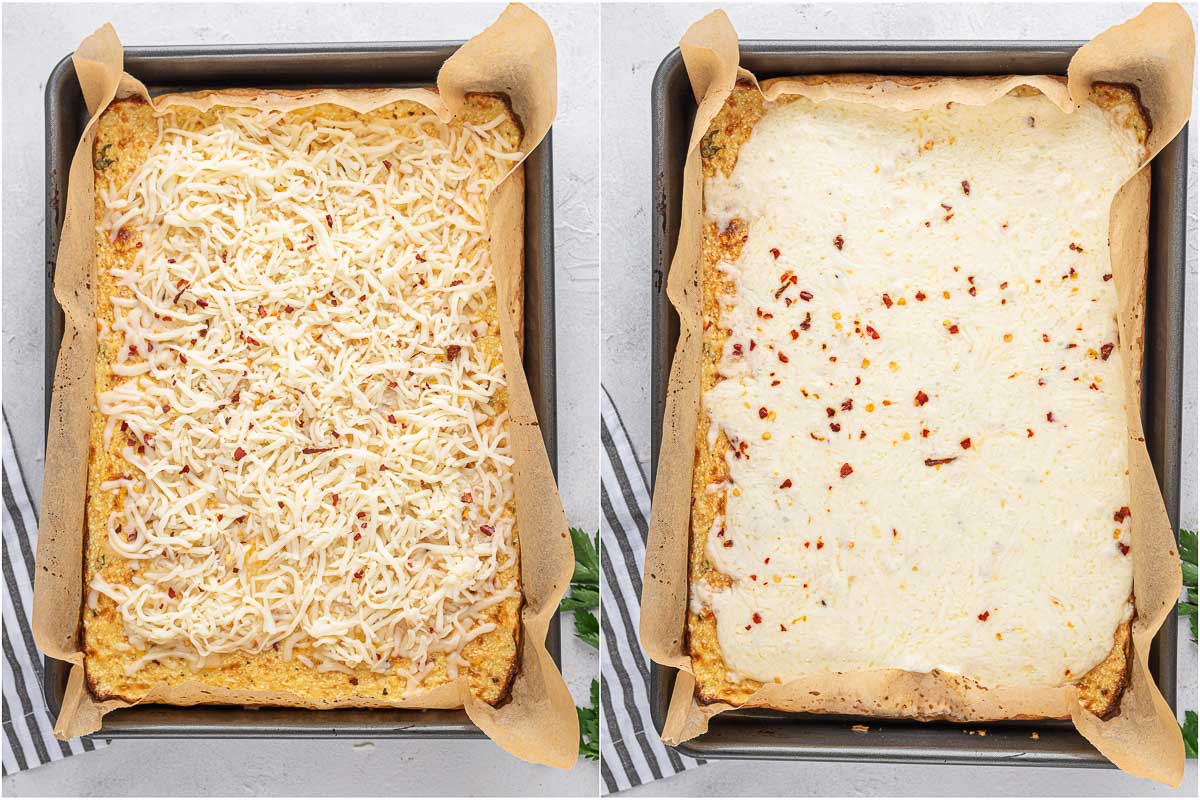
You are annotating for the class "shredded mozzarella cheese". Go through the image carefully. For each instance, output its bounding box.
[92,102,521,691]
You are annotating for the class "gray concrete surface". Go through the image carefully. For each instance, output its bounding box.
[1,2,597,796]
[600,3,1197,796]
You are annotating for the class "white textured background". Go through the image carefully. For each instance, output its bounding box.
[600,2,1197,796]
[1,2,598,796]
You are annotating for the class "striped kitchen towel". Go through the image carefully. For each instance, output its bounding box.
[600,387,703,794]
[2,411,103,773]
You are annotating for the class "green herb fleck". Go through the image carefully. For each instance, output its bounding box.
[700,129,721,160]
[95,143,115,171]
[578,678,599,761]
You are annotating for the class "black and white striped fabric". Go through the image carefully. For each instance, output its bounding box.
[600,388,702,794]
[2,412,103,773]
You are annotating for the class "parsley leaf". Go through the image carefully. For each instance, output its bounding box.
[571,527,599,585]
[1181,529,1197,641]
[574,608,600,649]
[564,527,600,649]
[1182,710,1197,759]
[564,527,601,758]
[578,678,600,761]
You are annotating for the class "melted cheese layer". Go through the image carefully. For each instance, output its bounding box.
[698,93,1140,689]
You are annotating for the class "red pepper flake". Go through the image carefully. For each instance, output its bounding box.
[480,524,495,536]
[968,286,977,296]
[826,407,836,418]
[383,160,392,171]
[446,344,462,360]
[882,293,893,308]
[1069,242,1084,253]
[841,399,853,411]
[195,299,209,308]
[387,414,397,424]
[924,457,956,466]
[921,428,930,438]
[799,312,812,331]
[914,390,929,407]
[1046,411,1055,422]
[461,492,474,503]
[960,437,972,449]
[246,336,261,347]
[1103,273,1113,282]
[325,214,333,228]
[233,447,247,461]
[1114,506,1131,523]
[301,446,332,455]
[833,235,844,250]
[961,180,971,195]
[749,339,757,351]
[839,463,853,478]
[799,290,813,302]
[723,540,734,548]
[758,407,769,419]
[865,325,880,340]
[977,610,989,621]
[816,539,825,550]
[778,351,789,363]
[257,305,267,318]
[1027,429,1034,438]
[332,493,339,506]
[1117,542,1130,556]
[732,343,743,356]
[353,532,362,541]
[180,465,190,474]
[752,612,762,624]
[168,587,176,599]
[830,422,841,432]
[354,570,364,580]
[948,324,960,335]
[1042,333,1050,343]
[770,247,781,259]
[915,291,927,301]
[1100,343,1114,361]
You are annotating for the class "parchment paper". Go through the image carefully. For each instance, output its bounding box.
[641,3,1193,785]
[32,3,579,769]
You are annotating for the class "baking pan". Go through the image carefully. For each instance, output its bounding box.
[650,42,1186,765]
[43,42,558,738]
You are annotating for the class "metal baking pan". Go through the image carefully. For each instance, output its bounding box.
[43,41,558,738]
[650,42,1186,765]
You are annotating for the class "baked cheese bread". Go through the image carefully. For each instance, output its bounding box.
[84,93,523,707]
[690,78,1148,719]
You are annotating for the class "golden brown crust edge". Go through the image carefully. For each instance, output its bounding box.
[688,79,1148,717]
[83,93,523,709]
